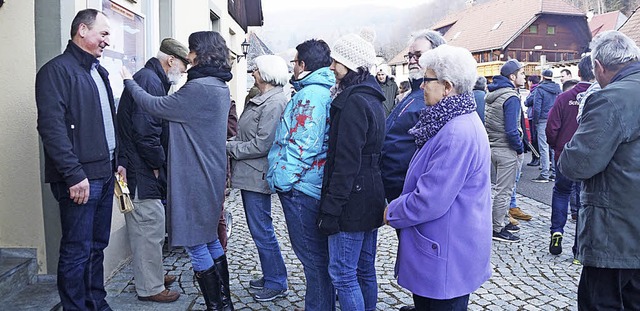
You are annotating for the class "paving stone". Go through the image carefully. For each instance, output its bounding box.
[102,190,581,310]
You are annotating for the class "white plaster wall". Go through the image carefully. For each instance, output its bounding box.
[0,0,48,271]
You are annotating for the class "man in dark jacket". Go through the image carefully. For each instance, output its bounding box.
[117,38,189,303]
[531,69,561,182]
[381,29,445,202]
[545,55,593,257]
[376,64,399,116]
[559,30,640,310]
[35,9,123,310]
[485,59,526,243]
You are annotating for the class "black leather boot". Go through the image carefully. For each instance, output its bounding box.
[214,255,234,311]
[527,157,540,166]
[195,265,224,311]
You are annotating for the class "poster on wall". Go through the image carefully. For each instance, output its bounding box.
[101,0,145,105]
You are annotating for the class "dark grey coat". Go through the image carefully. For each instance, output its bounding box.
[559,62,640,269]
[227,86,287,194]
[124,77,230,247]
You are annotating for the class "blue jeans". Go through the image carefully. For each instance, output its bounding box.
[278,189,335,311]
[50,176,114,311]
[185,240,224,272]
[241,190,287,290]
[550,167,581,234]
[328,230,378,311]
[510,161,522,208]
[536,120,551,178]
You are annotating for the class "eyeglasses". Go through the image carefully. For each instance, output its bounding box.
[422,77,439,82]
[290,59,300,64]
[404,52,422,61]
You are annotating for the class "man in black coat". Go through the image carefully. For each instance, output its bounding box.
[116,38,189,303]
[35,9,124,310]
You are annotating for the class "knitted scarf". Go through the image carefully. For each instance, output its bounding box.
[187,64,233,82]
[409,92,477,148]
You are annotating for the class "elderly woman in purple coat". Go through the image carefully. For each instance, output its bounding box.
[384,44,492,310]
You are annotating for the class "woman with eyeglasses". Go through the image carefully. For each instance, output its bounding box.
[316,31,386,311]
[121,31,234,310]
[226,55,290,302]
[384,45,492,311]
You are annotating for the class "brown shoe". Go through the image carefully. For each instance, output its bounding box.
[508,214,519,226]
[509,207,532,221]
[164,275,177,286]
[138,289,180,303]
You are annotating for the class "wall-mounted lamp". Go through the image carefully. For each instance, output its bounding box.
[236,39,250,63]
[534,45,543,50]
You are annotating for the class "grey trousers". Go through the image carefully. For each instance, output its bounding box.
[125,195,166,296]
[491,147,523,232]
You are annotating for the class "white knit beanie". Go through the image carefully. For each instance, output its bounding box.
[331,29,377,72]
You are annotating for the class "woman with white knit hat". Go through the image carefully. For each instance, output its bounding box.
[316,30,386,311]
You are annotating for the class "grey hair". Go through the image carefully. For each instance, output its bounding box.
[590,30,640,70]
[419,44,478,94]
[409,29,447,49]
[156,51,171,62]
[254,55,290,87]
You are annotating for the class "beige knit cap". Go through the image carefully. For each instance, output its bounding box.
[331,29,377,72]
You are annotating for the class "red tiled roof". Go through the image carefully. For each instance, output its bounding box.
[619,7,640,45]
[589,11,626,37]
[388,46,409,66]
[432,0,585,53]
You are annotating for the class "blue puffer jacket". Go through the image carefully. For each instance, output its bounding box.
[532,80,561,121]
[267,67,336,199]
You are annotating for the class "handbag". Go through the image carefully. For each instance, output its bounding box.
[114,173,134,213]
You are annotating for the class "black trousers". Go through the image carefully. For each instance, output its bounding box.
[578,266,640,310]
[413,293,469,311]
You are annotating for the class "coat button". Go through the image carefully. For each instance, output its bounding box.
[432,244,437,249]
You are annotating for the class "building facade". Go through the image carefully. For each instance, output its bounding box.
[0,0,261,277]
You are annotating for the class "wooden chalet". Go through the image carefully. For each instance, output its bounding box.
[619,6,640,45]
[432,0,591,77]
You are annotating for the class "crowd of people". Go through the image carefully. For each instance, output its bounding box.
[35,7,640,311]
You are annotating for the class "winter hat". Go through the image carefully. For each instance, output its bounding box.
[500,59,523,77]
[160,38,189,66]
[542,69,554,79]
[377,64,390,75]
[331,29,377,72]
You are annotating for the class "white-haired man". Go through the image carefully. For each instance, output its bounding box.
[559,30,640,309]
[116,38,189,303]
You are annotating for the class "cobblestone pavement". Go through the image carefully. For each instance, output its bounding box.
[105,189,581,310]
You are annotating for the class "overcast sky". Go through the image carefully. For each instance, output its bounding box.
[261,0,431,12]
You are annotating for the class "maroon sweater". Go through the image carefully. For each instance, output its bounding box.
[545,81,592,162]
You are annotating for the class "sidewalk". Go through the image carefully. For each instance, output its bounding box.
[104,189,580,310]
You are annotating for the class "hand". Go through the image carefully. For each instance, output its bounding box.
[153,169,159,178]
[317,213,340,236]
[117,166,127,183]
[120,66,133,80]
[69,178,90,205]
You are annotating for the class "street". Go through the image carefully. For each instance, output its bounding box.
[104,158,579,311]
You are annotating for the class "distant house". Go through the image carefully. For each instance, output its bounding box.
[619,6,640,45]
[589,10,627,37]
[389,0,591,79]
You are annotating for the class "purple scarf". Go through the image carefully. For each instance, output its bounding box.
[409,92,476,148]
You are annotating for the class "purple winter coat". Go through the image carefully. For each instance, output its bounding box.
[386,112,492,299]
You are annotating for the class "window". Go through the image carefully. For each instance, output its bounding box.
[547,25,556,35]
[529,25,538,33]
[101,0,145,103]
[491,21,503,31]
